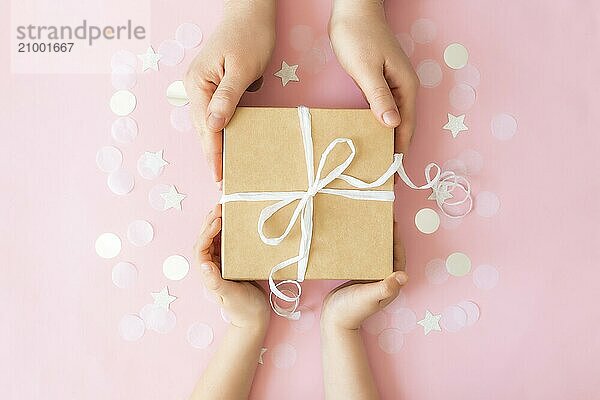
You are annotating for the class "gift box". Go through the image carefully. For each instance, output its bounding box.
[221,106,395,281]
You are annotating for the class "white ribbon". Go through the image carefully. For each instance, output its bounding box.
[220,106,469,319]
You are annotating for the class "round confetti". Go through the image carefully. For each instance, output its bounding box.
[290,306,316,332]
[166,80,189,107]
[163,255,190,281]
[454,64,481,88]
[187,322,214,349]
[475,191,500,217]
[458,149,484,175]
[449,84,476,111]
[362,311,387,335]
[473,264,499,290]
[410,18,436,43]
[425,258,449,284]
[137,153,166,180]
[383,289,407,314]
[145,306,177,334]
[442,158,467,176]
[158,39,185,66]
[95,232,121,259]
[176,23,203,49]
[289,24,314,52]
[457,300,480,326]
[491,113,517,140]
[111,65,136,90]
[378,328,404,354]
[111,117,138,144]
[111,261,137,289]
[395,33,414,57]
[390,308,417,333]
[139,304,156,324]
[107,168,134,195]
[96,146,123,173]
[440,305,467,332]
[444,43,469,69]
[271,343,297,369]
[111,50,137,70]
[118,314,145,341]
[110,90,136,116]
[300,47,326,75]
[415,208,440,234]
[126,220,154,246]
[446,252,472,277]
[148,183,172,210]
[170,105,193,132]
[416,60,442,88]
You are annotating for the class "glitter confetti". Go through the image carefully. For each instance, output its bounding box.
[417,310,442,335]
[415,208,440,234]
[443,113,469,138]
[163,254,190,281]
[138,46,162,72]
[110,90,136,116]
[137,150,169,180]
[158,39,185,66]
[107,168,134,195]
[491,113,517,140]
[111,117,138,144]
[166,80,189,106]
[111,261,137,289]
[444,43,469,69]
[161,185,186,210]
[410,18,436,43]
[475,191,500,217]
[416,59,442,88]
[118,314,145,341]
[446,252,472,277]
[95,232,122,259]
[425,258,449,285]
[96,146,123,173]
[473,264,499,290]
[274,61,300,86]
[148,183,173,210]
[362,311,387,335]
[127,219,154,246]
[176,23,203,49]
[271,343,297,369]
[390,308,417,333]
[378,328,404,354]
[151,286,177,310]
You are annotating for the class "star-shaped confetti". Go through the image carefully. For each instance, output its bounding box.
[151,286,177,309]
[417,310,442,335]
[143,150,169,174]
[274,61,299,86]
[160,185,186,210]
[442,113,468,138]
[138,46,162,72]
[428,182,454,203]
[258,347,268,365]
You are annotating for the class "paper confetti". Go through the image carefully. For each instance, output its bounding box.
[118,314,145,341]
[378,328,405,354]
[274,61,300,86]
[457,300,481,326]
[416,59,442,88]
[449,83,476,111]
[417,310,442,335]
[148,183,173,210]
[491,113,517,140]
[151,286,177,309]
[111,50,137,70]
[138,46,162,72]
[107,168,135,195]
[112,261,138,289]
[187,322,214,349]
[163,254,190,281]
[127,219,154,246]
[111,65,136,90]
[258,348,268,365]
[425,258,450,285]
[137,150,168,180]
[175,23,203,49]
[443,113,469,138]
[440,305,467,332]
[454,64,481,88]
[160,185,186,210]
[110,90,137,116]
[96,146,123,173]
[390,308,417,333]
[95,232,122,259]
[111,117,138,143]
[166,80,189,107]
[415,208,440,234]
[410,18,436,44]
[444,43,469,70]
[158,39,185,66]
[446,252,472,277]
[141,305,177,334]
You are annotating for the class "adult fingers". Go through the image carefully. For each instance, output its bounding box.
[352,66,401,129]
[206,69,256,132]
[195,212,222,263]
[392,85,417,154]
[199,261,233,298]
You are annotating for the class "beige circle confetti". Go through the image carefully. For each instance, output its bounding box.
[163,254,190,281]
[187,322,214,349]
[95,232,121,259]
[410,18,436,44]
[110,90,136,116]
[118,314,145,341]
[127,220,154,246]
[444,43,469,69]
[362,311,387,335]
[111,261,137,289]
[446,252,472,277]
[271,343,297,369]
[378,328,404,354]
[107,168,134,195]
[473,264,499,290]
[457,300,480,326]
[415,208,440,234]
[416,59,442,88]
[475,191,500,217]
[111,117,138,143]
[425,258,449,284]
[491,113,517,140]
[176,23,203,49]
[96,146,123,173]
[166,81,189,107]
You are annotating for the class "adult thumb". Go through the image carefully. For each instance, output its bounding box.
[205,71,253,133]
[355,69,400,128]
[199,261,229,296]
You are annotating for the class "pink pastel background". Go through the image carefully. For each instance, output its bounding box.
[2,1,599,399]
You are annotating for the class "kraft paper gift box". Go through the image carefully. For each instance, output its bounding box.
[221,106,395,281]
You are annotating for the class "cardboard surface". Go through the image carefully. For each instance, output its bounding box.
[222,107,394,280]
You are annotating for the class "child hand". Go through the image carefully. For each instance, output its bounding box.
[321,222,407,331]
[184,1,276,182]
[328,0,418,154]
[194,204,270,331]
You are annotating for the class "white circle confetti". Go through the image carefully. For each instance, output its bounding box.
[475,191,500,217]
[163,255,190,281]
[473,264,499,290]
[96,146,123,173]
[446,252,472,277]
[166,80,189,107]
[137,153,166,180]
[111,117,138,144]
[440,214,463,230]
[444,43,469,70]
[442,158,467,176]
[271,343,297,369]
[170,105,193,132]
[127,220,154,246]
[491,113,517,140]
[416,59,442,88]
[187,322,214,349]
[458,149,484,175]
[158,39,185,66]
[425,258,449,285]
[176,23,203,49]
[110,90,137,116]
[410,18,436,44]
[449,83,476,111]
[145,306,177,334]
[95,232,121,259]
[378,328,404,354]
[457,300,480,326]
[390,308,417,333]
[415,208,440,234]
[362,311,387,335]
[111,50,137,70]
[118,314,145,341]
[220,308,231,324]
[440,305,467,332]
[454,64,481,88]
[148,183,172,210]
[107,168,134,195]
[111,261,137,289]
[111,65,136,90]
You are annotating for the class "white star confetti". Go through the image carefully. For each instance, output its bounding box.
[428,181,454,203]
[145,150,169,174]
[258,347,268,365]
[417,310,442,335]
[138,46,162,72]
[160,185,186,210]
[274,61,299,86]
[443,113,469,138]
[151,286,177,310]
